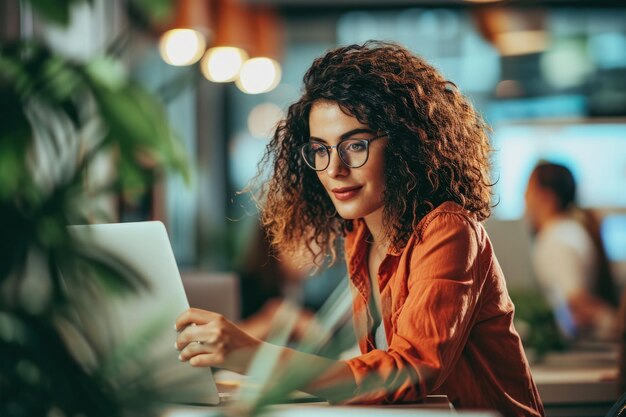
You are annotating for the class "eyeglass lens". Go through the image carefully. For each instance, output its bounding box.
[302,139,369,170]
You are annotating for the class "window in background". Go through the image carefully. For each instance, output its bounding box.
[337,8,500,96]
[133,47,199,266]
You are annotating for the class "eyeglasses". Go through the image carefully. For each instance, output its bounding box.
[300,134,386,171]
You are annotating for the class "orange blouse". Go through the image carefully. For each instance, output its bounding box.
[342,202,545,416]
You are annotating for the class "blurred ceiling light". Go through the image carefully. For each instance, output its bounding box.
[236,57,282,94]
[464,0,503,3]
[158,0,211,66]
[247,102,284,139]
[236,5,284,94]
[495,30,548,56]
[495,79,524,98]
[473,7,549,56]
[201,0,251,82]
[159,29,206,66]
[201,47,248,82]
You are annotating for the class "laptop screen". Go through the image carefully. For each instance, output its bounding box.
[66,221,220,405]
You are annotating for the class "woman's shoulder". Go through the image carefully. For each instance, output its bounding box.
[396,201,485,261]
[404,202,486,285]
[416,201,481,237]
[344,202,483,255]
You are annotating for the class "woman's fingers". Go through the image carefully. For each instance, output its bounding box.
[175,308,228,350]
[179,339,227,363]
[189,353,226,367]
[175,311,232,368]
[176,324,230,351]
[178,340,206,361]
[175,308,263,372]
[175,307,222,331]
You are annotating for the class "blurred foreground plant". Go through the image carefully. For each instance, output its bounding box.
[0,1,200,416]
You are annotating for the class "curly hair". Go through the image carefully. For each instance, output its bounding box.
[255,41,493,265]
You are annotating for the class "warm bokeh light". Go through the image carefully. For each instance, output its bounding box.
[200,47,248,82]
[247,102,284,139]
[495,79,524,98]
[159,29,206,66]
[495,30,548,56]
[541,40,593,89]
[236,57,282,94]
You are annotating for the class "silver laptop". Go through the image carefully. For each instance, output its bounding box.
[67,221,220,405]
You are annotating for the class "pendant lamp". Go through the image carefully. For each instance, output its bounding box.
[159,0,212,66]
[200,0,252,83]
[236,4,284,94]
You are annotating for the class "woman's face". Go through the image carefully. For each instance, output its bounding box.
[308,100,386,222]
[524,172,555,231]
[524,173,542,231]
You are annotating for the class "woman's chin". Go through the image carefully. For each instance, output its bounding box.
[334,207,360,221]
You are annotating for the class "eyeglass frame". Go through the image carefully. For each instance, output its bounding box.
[300,133,387,171]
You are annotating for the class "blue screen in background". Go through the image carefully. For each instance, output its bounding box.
[491,122,626,220]
[602,214,626,262]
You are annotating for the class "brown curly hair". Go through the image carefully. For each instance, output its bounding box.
[255,41,493,265]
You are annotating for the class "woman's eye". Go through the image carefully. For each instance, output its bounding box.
[346,142,366,152]
[311,145,326,155]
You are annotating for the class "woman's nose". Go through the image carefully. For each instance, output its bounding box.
[326,148,349,178]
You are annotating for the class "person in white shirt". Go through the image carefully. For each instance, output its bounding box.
[524,161,618,342]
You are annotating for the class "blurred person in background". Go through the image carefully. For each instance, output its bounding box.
[524,161,618,343]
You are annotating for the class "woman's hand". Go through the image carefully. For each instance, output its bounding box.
[175,308,262,373]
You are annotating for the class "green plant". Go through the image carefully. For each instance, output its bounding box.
[509,289,566,359]
[0,1,196,416]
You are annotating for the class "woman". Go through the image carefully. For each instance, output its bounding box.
[525,161,618,341]
[175,41,544,416]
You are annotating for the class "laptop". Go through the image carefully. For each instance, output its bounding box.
[67,221,221,405]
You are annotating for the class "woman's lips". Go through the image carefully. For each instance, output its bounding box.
[332,186,362,201]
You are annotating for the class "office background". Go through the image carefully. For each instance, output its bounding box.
[3,0,625,304]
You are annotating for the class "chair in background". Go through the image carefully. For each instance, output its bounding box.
[181,271,240,321]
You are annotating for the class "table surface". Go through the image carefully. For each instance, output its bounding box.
[531,349,620,406]
[164,351,621,416]
[163,403,500,417]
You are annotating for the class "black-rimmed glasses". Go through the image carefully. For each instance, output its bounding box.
[300,134,386,171]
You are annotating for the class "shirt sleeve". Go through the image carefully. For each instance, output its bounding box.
[343,212,481,404]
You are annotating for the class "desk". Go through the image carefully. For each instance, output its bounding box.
[163,402,500,417]
[532,350,620,417]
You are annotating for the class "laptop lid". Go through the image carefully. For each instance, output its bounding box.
[67,221,220,405]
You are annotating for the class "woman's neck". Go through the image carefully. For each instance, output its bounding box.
[364,208,389,251]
